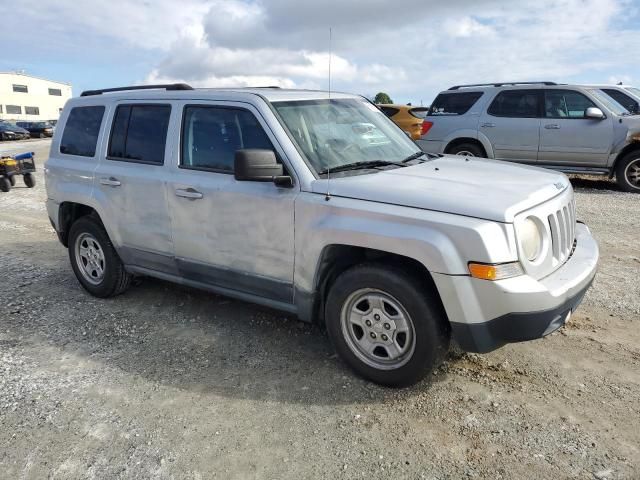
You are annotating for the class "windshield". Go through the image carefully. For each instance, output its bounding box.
[589,89,631,116]
[272,98,422,175]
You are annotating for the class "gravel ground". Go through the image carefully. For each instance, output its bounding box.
[1,141,639,479]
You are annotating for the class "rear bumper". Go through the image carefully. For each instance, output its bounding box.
[433,223,598,353]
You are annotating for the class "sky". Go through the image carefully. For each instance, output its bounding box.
[3,0,640,105]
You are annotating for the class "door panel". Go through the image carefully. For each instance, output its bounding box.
[538,89,613,166]
[93,102,176,273]
[480,89,541,163]
[166,102,296,303]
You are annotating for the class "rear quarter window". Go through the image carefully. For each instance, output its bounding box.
[428,92,483,116]
[379,106,400,117]
[60,106,105,157]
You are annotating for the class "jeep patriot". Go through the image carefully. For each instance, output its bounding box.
[45,84,599,386]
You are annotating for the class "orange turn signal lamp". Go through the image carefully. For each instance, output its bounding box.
[468,262,523,281]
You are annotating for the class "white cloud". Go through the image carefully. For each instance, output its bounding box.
[5,0,640,103]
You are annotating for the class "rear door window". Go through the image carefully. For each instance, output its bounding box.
[487,90,540,118]
[428,92,483,115]
[60,106,105,157]
[108,104,171,164]
[181,106,275,173]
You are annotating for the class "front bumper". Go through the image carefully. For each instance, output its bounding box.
[433,223,599,353]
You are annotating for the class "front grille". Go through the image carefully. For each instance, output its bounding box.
[547,199,576,264]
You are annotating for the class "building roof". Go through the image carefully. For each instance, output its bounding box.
[0,71,71,86]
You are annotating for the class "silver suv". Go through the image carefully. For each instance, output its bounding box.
[418,82,640,192]
[45,84,599,387]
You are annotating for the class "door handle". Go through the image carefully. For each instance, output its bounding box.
[99,177,121,187]
[175,188,203,200]
[544,124,561,129]
[481,122,495,128]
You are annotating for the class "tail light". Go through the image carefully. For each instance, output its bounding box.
[420,121,433,136]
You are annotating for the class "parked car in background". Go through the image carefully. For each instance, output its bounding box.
[379,104,430,140]
[16,121,54,138]
[0,122,31,141]
[45,83,599,387]
[418,81,640,192]
[583,84,640,114]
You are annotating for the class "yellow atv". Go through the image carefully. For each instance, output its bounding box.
[0,152,36,192]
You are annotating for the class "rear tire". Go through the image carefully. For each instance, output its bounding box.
[447,142,485,158]
[68,216,132,297]
[326,263,449,387]
[0,177,10,192]
[615,152,640,192]
[23,173,35,188]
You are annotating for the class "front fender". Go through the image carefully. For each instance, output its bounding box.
[294,193,517,294]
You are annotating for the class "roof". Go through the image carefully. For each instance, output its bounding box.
[72,86,360,103]
[0,71,71,86]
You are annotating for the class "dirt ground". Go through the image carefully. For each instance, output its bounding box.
[1,140,638,479]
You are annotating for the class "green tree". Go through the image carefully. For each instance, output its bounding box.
[373,92,393,104]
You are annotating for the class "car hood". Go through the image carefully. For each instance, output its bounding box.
[310,156,570,222]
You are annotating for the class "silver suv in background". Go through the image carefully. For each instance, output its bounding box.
[45,84,598,387]
[418,82,640,192]
[583,84,640,114]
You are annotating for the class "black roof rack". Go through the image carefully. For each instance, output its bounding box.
[80,83,194,97]
[448,82,557,90]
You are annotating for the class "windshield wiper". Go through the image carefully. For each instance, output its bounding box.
[401,151,428,163]
[318,160,406,175]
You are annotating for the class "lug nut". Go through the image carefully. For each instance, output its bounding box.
[384,323,390,330]
[374,314,380,321]
[365,319,372,327]
[381,334,388,341]
[370,332,377,339]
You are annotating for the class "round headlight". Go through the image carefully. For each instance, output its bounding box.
[519,217,542,261]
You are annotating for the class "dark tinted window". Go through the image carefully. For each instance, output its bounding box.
[544,90,595,118]
[25,106,39,115]
[108,105,171,164]
[181,106,274,172]
[488,90,539,118]
[12,84,28,93]
[49,88,62,96]
[60,106,105,157]
[428,92,483,115]
[379,106,400,117]
[6,105,21,115]
[602,89,638,113]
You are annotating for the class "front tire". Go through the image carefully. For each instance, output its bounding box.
[23,173,35,188]
[326,263,449,387]
[0,177,10,192]
[9,175,16,187]
[68,216,132,297]
[616,152,640,192]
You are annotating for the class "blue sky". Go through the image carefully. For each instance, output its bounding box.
[3,0,640,105]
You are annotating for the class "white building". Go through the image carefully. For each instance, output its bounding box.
[0,72,72,122]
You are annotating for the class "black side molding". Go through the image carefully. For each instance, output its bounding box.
[80,83,193,97]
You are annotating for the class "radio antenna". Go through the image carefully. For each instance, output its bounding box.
[325,27,332,201]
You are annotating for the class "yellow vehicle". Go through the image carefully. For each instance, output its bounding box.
[378,104,431,140]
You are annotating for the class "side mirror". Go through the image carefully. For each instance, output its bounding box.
[234,149,291,186]
[585,107,605,119]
